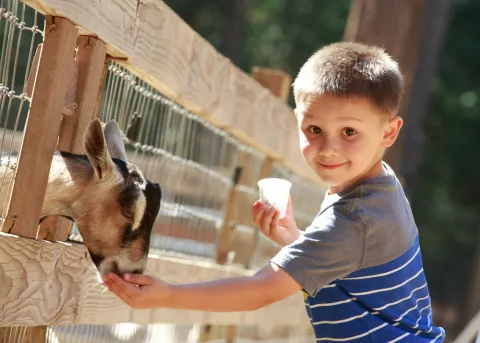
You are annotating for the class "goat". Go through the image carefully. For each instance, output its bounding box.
[0,118,162,277]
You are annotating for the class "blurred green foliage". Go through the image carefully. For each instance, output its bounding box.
[412,0,480,314]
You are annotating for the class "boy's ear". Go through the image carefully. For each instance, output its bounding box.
[382,116,403,148]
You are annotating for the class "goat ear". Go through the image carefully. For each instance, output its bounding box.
[84,118,115,180]
[104,120,128,162]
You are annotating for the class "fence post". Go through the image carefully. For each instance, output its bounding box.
[244,157,273,268]
[37,35,108,242]
[0,16,78,343]
[2,17,78,238]
[251,67,292,103]
[216,166,242,265]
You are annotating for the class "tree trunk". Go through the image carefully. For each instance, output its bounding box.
[219,0,248,63]
[399,0,453,196]
[344,0,427,180]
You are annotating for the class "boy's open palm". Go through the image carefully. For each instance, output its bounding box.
[103,273,170,309]
[252,196,300,247]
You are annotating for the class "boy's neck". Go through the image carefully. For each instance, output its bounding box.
[328,159,387,195]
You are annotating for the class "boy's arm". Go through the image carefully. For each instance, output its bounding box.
[104,262,302,311]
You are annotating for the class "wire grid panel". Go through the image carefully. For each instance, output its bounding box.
[45,323,314,343]
[46,323,200,343]
[94,61,242,259]
[0,0,43,225]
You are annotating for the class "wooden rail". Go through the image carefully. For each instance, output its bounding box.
[453,309,480,343]
[20,0,322,188]
[4,17,78,238]
[0,1,322,339]
[0,232,309,328]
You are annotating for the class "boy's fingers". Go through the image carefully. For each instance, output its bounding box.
[106,276,132,305]
[253,204,266,228]
[271,211,280,230]
[124,273,153,286]
[107,273,139,298]
[261,207,277,235]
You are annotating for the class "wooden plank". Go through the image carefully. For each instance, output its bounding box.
[452,309,480,343]
[0,232,309,328]
[21,0,324,188]
[3,18,78,238]
[57,35,108,154]
[25,327,47,343]
[39,36,108,243]
[216,167,242,265]
[251,67,292,103]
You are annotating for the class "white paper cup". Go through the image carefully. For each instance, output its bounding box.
[257,178,292,219]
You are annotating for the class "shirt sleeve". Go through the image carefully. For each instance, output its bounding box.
[270,206,366,296]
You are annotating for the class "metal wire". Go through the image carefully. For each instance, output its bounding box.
[74,61,326,261]
[0,0,43,224]
[67,62,241,259]
[46,323,208,343]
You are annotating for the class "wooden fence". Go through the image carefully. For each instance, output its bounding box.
[0,0,326,341]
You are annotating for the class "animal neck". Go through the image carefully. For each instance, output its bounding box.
[41,152,93,219]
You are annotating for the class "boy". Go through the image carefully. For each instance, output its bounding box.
[103,42,445,342]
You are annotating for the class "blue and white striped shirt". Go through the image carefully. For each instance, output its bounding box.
[271,163,445,342]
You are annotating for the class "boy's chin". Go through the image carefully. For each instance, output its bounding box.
[313,170,354,190]
[313,172,344,186]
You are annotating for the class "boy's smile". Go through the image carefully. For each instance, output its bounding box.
[295,94,403,194]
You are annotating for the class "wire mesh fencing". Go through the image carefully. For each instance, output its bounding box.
[0,1,324,342]
[43,323,315,343]
[67,61,241,260]
[0,0,43,225]
[66,61,326,265]
[0,0,325,265]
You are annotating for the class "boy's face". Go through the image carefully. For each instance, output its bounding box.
[295,94,402,194]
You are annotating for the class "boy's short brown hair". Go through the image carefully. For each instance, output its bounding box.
[293,42,403,114]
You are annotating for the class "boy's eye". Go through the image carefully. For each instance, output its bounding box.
[342,128,356,137]
[308,126,322,135]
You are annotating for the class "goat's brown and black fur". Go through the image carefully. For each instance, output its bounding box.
[1,119,161,277]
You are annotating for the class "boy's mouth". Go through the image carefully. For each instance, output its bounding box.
[317,162,346,170]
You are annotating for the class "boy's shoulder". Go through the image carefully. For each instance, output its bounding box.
[317,162,418,269]
[319,163,412,223]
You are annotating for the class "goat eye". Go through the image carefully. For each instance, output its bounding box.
[122,208,135,219]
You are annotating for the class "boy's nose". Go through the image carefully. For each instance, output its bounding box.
[318,139,339,157]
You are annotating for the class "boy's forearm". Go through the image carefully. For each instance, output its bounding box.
[162,276,272,312]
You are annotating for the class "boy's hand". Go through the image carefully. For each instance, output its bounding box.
[103,273,171,309]
[252,196,301,247]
